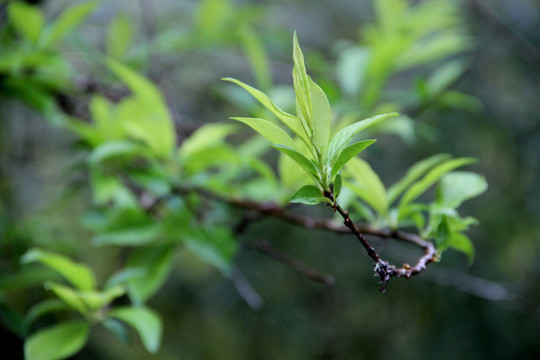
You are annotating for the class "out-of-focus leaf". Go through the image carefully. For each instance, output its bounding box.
[107,59,175,159]
[41,1,98,47]
[238,25,271,90]
[290,185,330,205]
[435,215,452,252]
[344,157,388,215]
[106,12,133,59]
[231,117,296,149]
[108,306,162,354]
[388,153,451,204]
[399,157,477,209]
[87,140,146,165]
[178,123,236,161]
[336,45,370,98]
[426,59,468,96]
[327,113,397,163]
[21,249,96,291]
[437,171,488,209]
[92,224,162,246]
[25,321,90,360]
[330,140,376,178]
[8,2,44,44]
[125,245,177,305]
[43,282,87,315]
[185,227,236,275]
[24,299,71,329]
[103,318,129,344]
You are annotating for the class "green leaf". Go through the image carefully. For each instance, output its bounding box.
[327,113,397,162]
[222,78,308,142]
[344,157,388,215]
[290,185,331,205]
[388,153,451,204]
[21,249,96,291]
[92,224,162,247]
[448,233,475,265]
[8,2,44,44]
[25,321,90,360]
[309,77,332,159]
[108,306,162,354]
[292,32,313,129]
[41,1,98,47]
[125,245,176,305]
[330,140,376,178]
[437,171,488,209]
[333,172,343,200]
[272,144,319,180]
[44,282,88,315]
[87,140,146,165]
[107,59,175,159]
[178,123,236,161]
[185,227,237,276]
[399,157,477,209]
[103,318,129,344]
[238,25,271,90]
[106,12,133,59]
[435,215,452,253]
[230,117,296,150]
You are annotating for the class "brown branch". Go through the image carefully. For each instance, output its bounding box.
[251,239,336,286]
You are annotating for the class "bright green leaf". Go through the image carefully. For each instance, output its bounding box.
[290,185,330,205]
[21,249,96,291]
[92,225,162,247]
[8,2,44,44]
[44,282,87,315]
[333,172,343,200]
[231,117,296,150]
[330,139,376,178]
[178,123,236,161]
[436,215,452,253]
[25,321,90,360]
[309,77,332,159]
[327,113,397,162]
[87,140,146,165]
[41,1,97,47]
[449,233,475,265]
[108,306,162,354]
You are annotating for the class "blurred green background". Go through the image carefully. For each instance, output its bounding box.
[1,0,539,359]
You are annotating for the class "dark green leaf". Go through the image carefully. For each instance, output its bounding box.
[333,173,343,200]
[24,299,71,330]
[24,321,90,360]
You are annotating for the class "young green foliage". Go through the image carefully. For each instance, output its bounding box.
[224,32,397,199]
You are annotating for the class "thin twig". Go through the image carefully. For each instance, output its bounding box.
[251,239,336,286]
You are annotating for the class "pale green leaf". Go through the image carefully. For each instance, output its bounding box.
[44,282,87,315]
[399,157,477,208]
[222,78,308,142]
[185,227,237,276]
[343,157,388,215]
[309,77,332,159]
[290,185,330,205]
[272,144,319,180]
[231,117,296,150]
[8,2,44,44]
[330,140,376,178]
[21,249,96,291]
[388,153,451,204]
[87,140,146,165]
[437,171,488,209]
[41,1,97,47]
[238,25,271,90]
[328,113,397,162]
[92,225,162,247]
[292,33,313,131]
[106,13,133,59]
[25,321,90,360]
[108,306,162,354]
[178,123,236,161]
